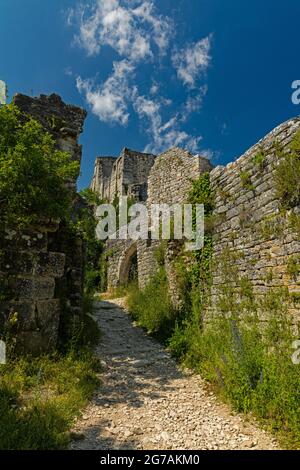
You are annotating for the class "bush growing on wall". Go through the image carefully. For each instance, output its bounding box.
[0,104,79,230]
[274,130,300,209]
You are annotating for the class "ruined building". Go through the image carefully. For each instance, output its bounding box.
[0,93,87,354]
[92,117,300,326]
[1,90,300,355]
[91,148,156,202]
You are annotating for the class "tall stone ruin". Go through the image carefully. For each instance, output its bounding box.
[0,93,87,355]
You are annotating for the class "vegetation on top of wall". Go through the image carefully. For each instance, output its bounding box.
[252,147,267,171]
[274,130,300,209]
[0,104,79,230]
[286,255,300,281]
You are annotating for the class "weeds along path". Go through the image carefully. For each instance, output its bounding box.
[70,299,278,450]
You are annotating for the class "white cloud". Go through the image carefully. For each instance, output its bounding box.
[181,85,208,121]
[132,1,172,53]
[76,59,134,125]
[172,35,212,88]
[69,1,213,155]
[133,94,202,154]
[150,81,159,95]
[71,0,172,61]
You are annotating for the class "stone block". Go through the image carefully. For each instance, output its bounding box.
[36,252,65,278]
[11,277,55,300]
[0,251,35,275]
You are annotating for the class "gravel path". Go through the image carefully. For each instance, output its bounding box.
[70,299,278,450]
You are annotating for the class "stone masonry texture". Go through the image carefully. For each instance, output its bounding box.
[91,148,156,202]
[209,117,300,326]
[92,118,300,329]
[0,93,87,355]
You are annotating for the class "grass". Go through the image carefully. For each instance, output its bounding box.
[171,315,300,449]
[127,268,176,343]
[274,130,300,209]
[99,285,130,300]
[0,351,101,449]
[169,319,300,449]
[127,276,300,449]
[0,292,101,450]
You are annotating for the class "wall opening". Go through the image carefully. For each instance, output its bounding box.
[119,243,138,286]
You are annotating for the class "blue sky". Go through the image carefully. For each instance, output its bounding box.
[1,0,300,189]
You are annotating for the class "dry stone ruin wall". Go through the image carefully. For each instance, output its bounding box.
[0,94,87,354]
[208,117,300,326]
[91,148,156,202]
[138,148,213,291]
[97,118,300,331]
[101,147,213,292]
[146,148,212,206]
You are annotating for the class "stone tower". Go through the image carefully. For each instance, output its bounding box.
[91,148,156,202]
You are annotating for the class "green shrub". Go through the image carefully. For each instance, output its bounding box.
[79,187,103,206]
[127,268,175,342]
[188,172,214,215]
[287,255,300,281]
[274,130,300,209]
[70,204,105,295]
[252,148,266,171]
[240,170,254,191]
[170,315,300,448]
[0,104,79,229]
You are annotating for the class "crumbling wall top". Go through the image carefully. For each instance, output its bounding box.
[13,93,87,136]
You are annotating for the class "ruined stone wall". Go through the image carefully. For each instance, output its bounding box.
[208,117,300,326]
[100,117,300,330]
[122,149,156,201]
[0,94,86,354]
[14,93,86,190]
[105,148,212,292]
[90,157,115,200]
[91,148,156,202]
[0,226,65,354]
[147,148,212,206]
[139,148,213,291]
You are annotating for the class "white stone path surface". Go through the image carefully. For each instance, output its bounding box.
[70,299,278,450]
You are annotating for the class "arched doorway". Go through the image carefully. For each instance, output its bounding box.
[118,242,138,286]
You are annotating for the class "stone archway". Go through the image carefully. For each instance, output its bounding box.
[118,242,138,286]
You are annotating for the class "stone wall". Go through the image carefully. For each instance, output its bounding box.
[147,148,212,206]
[0,94,87,354]
[139,148,213,291]
[94,115,300,330]
[209,117,300,325]
[103,147,212,293]
[91,148,156,202]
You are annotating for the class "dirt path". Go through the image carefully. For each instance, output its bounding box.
[70,299,278,450]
